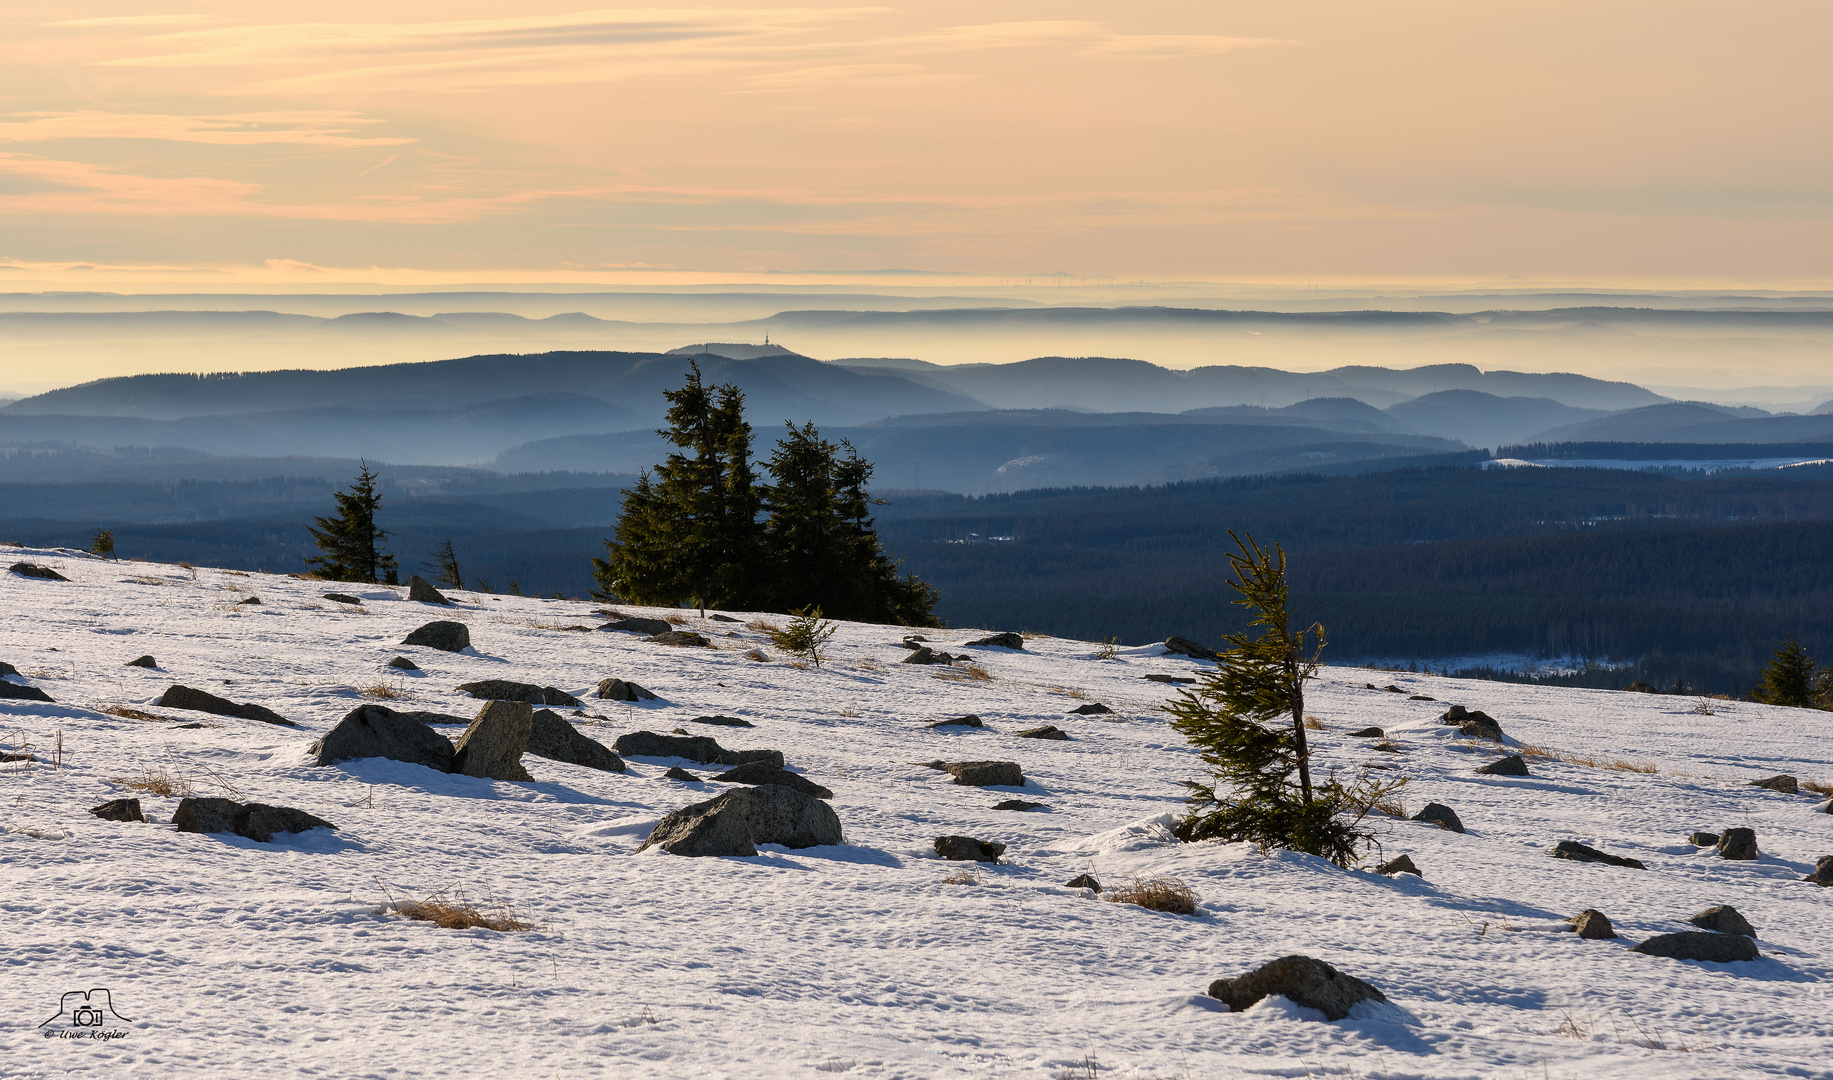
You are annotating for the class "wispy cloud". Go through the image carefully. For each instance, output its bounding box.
[1081,35,1293,59]
[0,111,414,147]
[47,14,212,28]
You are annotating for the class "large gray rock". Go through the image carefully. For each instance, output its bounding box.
[596,678,657,701]
[1163,636,1219,661]
[1411,803,1465,833]
[174,797,334,842]
[456,680,582,707]
[1570,909,1617,939]
[1631,932,1760,962]
[1208,955,1387,1021]
[934,835,1005,862]
[407,575,452,605]
[1476,755,1529,776]
[1688,905,1756,937]
[599,616,673,635]
[921,760,1026,787]
[525,709,626,773]
[1716,827,1759,860]
[157,684,293,726]
[402,620,470,652]
[309,704,456,772]
[9,562,68,581]
[451,700,534,781]
[1550,840,1645,869]
[637,784,843,856]
[1806,855,1833,886]
[963,633,1024,649]
[711,762,831,799]
[0,680,53,702]
[1748,774,1797,794]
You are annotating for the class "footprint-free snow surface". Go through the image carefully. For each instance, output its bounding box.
[4,547,1832,1078]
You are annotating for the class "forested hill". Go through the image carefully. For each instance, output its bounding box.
[877,466,1833,693]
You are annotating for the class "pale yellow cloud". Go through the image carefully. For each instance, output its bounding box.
[0,110,414,147]
[47,14,212,28]
[741,62,958,91]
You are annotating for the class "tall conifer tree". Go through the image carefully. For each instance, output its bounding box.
[305,462,398,584]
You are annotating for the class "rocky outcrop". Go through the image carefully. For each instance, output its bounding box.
[309,704,456,772]
[456,680,582,707]
[174,797,334,842]
[934,835,1005,862]
[525,709,625,773]
[9,562,68,581]
[402,620,470,652]
[157,685,293,726]
[637,784,843,856]
[1748,774,1798,794]
[0,680,53,702]
[1208,955,1387,1021]
[451,701,534,781]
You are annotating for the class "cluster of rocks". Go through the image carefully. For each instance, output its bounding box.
[310,701,626,777]
[457,680,581,707]
[901,646,960,666]
[597,678,657,702]
[613,730,781,768]
[1441,704,1505,742]
[922,715,1069,741]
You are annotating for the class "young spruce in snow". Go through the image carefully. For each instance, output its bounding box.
[1168,532,1401,867]
[305,462,399,585]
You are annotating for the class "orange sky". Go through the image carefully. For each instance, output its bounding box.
[1,1,1829,287]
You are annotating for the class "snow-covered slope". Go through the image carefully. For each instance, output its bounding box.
[3,548,1831,1078]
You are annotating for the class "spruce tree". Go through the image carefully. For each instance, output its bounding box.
[1167,532,1398,867]
[305,462,398,584]
[1756,639,1817,708]
[592,363,763,610]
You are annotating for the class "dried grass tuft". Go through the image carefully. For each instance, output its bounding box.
[785,659,810,670]
[1102,875,1200,915]
[357,683,407,700]
[387,887,534,932]
[746,619,781,633]
[110,765,192,797]
[940,869,983,886]
[664,613,688,626]
[741,647,768,662]
[1371,796,1409,818]
[1802,780,1833,798]
[1303,715,1325,731]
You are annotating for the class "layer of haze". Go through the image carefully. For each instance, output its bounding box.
[2,1,1830,288]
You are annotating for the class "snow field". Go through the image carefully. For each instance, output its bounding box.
[2,547,1831,1079]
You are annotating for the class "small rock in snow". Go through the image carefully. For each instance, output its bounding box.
[919,760,1026,787]
[639,785,842,856]
[1208,955,1387,1021]
[407,575,452,605]
[1630,932,1759,963]
[526,709,625,773]
[1805,855,1833,886]
[1067,702,1111,715]
[664,766,699,781]
[1688,905,1756,937]
[1411,803,1465,833]
[1376,854,1421,877]
[402,620,469,652]
[9,562,69,581]
[310,704,455,772]
[925,715,984,728]
[1715,827,1759,861]
[0,680,54,702]
[89,798,145,823]
[1687,831,1720,847]
[1348,727,1385,738]
[1476,754,1529,776]
[1065,873,1102,892]
[710,762,832,799]
[596,678,658,702]
[1550,840,1645,869]
[1568,909,1617,939]
[1163,636,1219,661]
[993,799,1048,811]
[323,593,362,605]
[692,714,753,727]
[963,632,1024,649]
[386,656,419,671]
[158,684,291,726]
[1015,725,1069,740]
[1748,774,1797,794]
[174,797,334,842]
[599,616,673,635]
[457,679,581,707]
[647,630,711,648]
[934,835,1005,862]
